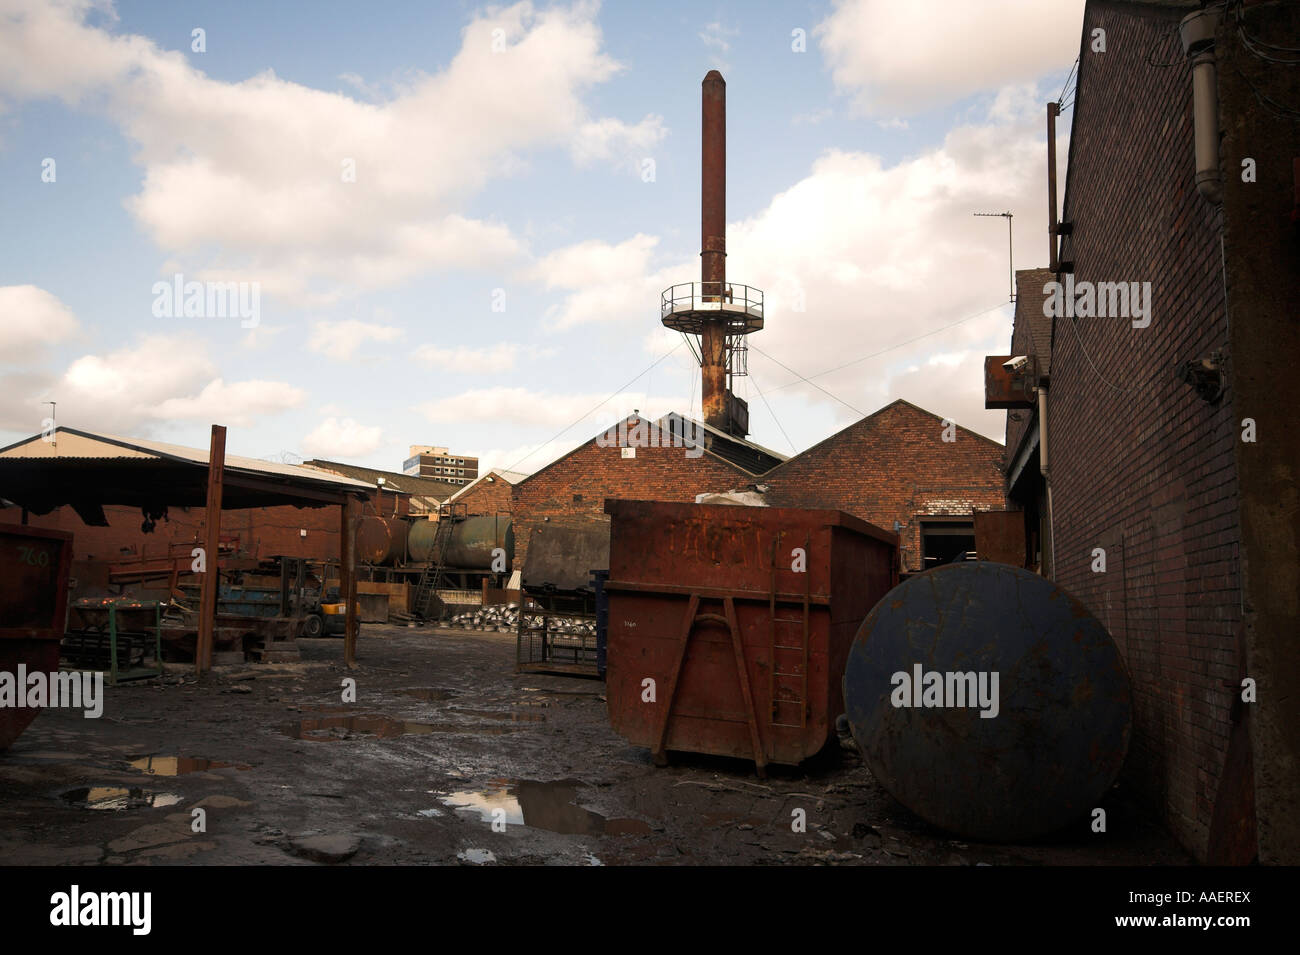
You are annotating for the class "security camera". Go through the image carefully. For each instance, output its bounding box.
[1003,356,1030,373]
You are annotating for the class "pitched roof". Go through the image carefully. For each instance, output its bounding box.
[446,468,529,503]
[764,398,1003,477]
[1013,267,1057,377]
[301,459,460,500]
[514,412,788,486]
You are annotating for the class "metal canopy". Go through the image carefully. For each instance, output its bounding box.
[0,427,371,518]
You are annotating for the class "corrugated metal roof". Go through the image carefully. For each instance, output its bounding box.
[300,458,459,498]
[0,428,373,491]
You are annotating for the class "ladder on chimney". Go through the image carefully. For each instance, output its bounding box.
[411,503,464,621]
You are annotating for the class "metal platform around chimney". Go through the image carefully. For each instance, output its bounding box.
[660,281,764,335]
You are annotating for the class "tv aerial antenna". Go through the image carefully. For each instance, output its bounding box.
[974,211,1014,304]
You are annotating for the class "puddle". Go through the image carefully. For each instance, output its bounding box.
[130,756,249,776]
[438,779,652,836]
[61,787,183,811]
[458,848,496,864]
[282,715,525,740]
[401,688,457,702]
[450,708,546,723]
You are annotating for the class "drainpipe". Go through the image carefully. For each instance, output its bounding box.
[1181,7,1223,204]
[1037,379,1056,580]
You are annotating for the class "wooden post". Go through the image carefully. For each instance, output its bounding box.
[342,496,358,668]
[196,424,226,675]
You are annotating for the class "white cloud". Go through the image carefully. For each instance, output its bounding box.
[308,320,403,361]
[0,285,81,362]
[0,0,661,301]
[414,342,524,374]
[524,233,678,330]
[815,0,1083,115]
[301,417,385,458]
[417,384,683,432]
[699,20,738,69]
[0,333,306,435]
[571,115,667,167]
[152,379,307,428]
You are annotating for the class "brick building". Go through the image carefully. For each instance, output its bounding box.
[511,413,785,573]
[998,268,1058,574]
[760,399,1006,574]
[990,0,1299,863]
[446,469,526,517]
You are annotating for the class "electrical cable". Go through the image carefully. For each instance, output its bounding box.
[503,341,685,473]
[1061,315,1147,394]
[747,370,797,454]
[766,300,1009,392]
[1057,57,1079,103]
[750,345,865,417]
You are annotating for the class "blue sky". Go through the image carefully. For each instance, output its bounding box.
[0,0,1084,473]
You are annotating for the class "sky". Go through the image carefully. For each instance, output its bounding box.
[0,0,1085,474]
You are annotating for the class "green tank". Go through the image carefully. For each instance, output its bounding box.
[407,516,513,569]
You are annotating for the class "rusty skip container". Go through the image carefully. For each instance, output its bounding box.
[0,523,74,750]
[355,516,409,566]
[603,500,897,774]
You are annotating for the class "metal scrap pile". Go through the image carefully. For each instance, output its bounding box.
[444,603,597,641]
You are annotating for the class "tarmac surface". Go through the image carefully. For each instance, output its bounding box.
[0,625,1192,866]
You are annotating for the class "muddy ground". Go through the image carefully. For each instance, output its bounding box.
[0,625,1191,866]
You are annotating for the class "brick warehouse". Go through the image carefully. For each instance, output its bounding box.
[997,0,1300,863]
[759,399,1006,575]
[445,469,527,518]
[510,412,786,573]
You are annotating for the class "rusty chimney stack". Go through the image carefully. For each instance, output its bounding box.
[660,71,763,440]
[700,71,728,432]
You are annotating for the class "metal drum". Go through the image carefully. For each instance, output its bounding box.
[843,561,1132,841]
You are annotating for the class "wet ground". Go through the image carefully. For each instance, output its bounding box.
[0,626,1192,866]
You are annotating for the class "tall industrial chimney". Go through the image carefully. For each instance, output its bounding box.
[700,70,728,430]
[661,71,764,439]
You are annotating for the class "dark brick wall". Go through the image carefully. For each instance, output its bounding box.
[760,400,1006,573]
[1047,0,1247,859]
[511,437,753,573]
[450,474,515,518]
[1216,0,1300,864]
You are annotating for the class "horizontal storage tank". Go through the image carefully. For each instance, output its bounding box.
[843,561,1132,842]
[355,516,408,566]
[603,499,897,774]
[408,516,513,569]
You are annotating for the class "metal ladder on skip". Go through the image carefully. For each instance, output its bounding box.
[769,531,811,730]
